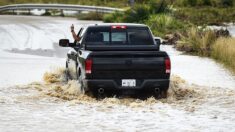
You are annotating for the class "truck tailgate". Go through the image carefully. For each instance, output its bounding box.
[89,51,169,79]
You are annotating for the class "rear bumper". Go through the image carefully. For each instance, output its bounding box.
[84,79,170,91]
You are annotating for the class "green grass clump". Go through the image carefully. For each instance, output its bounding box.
[122,4,151,23]
[103,11,124,23]
[145,14,186,37]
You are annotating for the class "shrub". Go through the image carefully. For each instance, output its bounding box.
[176,27,217,56]
[148,0,169,14]
[122,4,150,23]
[103,11,124,22]
[197,0,212,6]
[220,0,234,7]
[212,37,235,72]
[145,14,186,37]
[184,0,198,6]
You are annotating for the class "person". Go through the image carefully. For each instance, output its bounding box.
[70,24,81,42]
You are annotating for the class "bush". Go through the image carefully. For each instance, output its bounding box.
[184,0,198,6]
[220,0,234,7]
[122,4,150,23]
[196,0,212,6]
[103,11,124,22]
[212,37,235,72]
[145,14,186,37]
[103,1,172,23]
[176,27,217,56]
[148,0,169,14]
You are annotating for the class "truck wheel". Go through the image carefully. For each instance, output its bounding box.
[92,89,105,100]
[154,88,168,99]
[160,89,168,98]
[157,89,168,98]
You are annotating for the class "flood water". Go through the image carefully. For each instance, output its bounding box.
[0,15,235,132]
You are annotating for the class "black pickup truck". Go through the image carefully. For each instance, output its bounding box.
[59,23,171,98]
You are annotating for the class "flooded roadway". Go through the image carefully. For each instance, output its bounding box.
[0,15,235,132]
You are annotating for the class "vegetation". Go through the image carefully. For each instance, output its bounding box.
[176,27,235,73]
[103,11,124,23]
[176,27,217,56]
[102,0,235,36]
[173,0,234,7]
[1,0,235,72]
[76,12,104,20]
[103,0,235,73]
[145,14,186,37]
[103,0,182,37]
[212,37,235,72]
[175,7,235,25]
[0,0,128,7]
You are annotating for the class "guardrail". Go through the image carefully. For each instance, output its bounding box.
[0,4,124,13]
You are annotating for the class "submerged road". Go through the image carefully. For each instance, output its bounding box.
[0,15,235,132]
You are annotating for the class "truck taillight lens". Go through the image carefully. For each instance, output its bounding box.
[165,58,171,74]
[85,59,92,74]
[111,25,126,29]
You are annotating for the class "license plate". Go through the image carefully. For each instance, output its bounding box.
[122,79,136,87]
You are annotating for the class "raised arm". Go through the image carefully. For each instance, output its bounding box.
[71,24,81,42]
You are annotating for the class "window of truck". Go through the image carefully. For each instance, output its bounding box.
[85,26,154,45]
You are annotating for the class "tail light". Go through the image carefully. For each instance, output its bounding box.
[165,58,171,74]
[111,25,126,29]
[85,59,92,74]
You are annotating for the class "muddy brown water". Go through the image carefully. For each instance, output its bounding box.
[1,67,235,131]
[0,15,235,131]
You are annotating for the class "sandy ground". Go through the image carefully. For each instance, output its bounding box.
[0,15,235,132]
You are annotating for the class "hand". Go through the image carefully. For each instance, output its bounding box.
[71,24,74,32]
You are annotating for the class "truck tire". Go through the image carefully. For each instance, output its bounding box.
[160,89,168,98]
[154,88,168,99]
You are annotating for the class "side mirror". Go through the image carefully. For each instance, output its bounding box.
[155,38,161,45]
[59,39,76,47]
[59,39,69,47]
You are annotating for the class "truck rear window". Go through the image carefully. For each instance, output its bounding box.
[84,27,154,45]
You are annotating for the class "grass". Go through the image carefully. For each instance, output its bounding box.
[176,27,235,73]
[103,11,124,23]
[145,14,186,38]
[176,27,217,56]
[174,7,235,25]
[212,37,235,72]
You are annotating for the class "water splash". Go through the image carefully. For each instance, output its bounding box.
[25,67,207,108]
